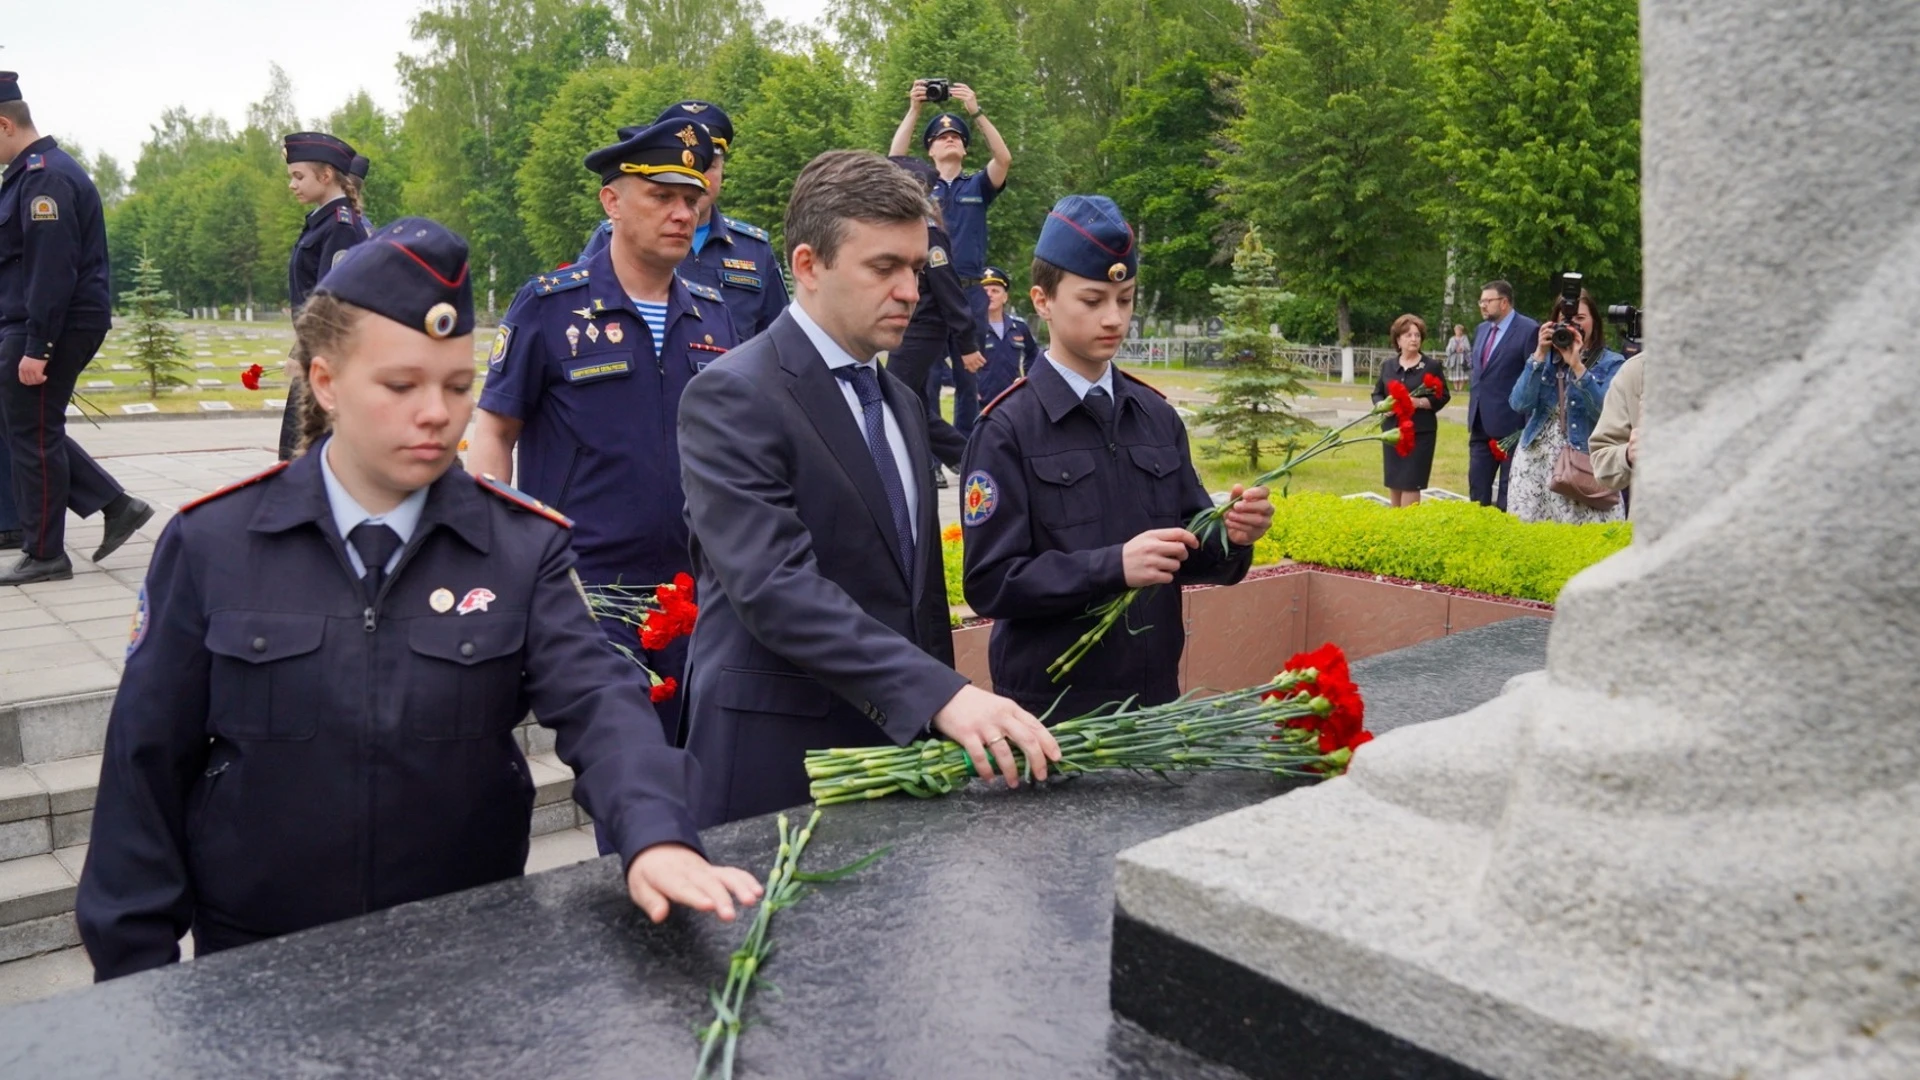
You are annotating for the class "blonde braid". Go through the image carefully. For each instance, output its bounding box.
[289,294,366,456]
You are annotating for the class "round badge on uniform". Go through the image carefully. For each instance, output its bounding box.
[962,471,999,527]
[425,302,458,338]
[682,150,696,168]
[1108,262,1129,282]
[430,588,455,614]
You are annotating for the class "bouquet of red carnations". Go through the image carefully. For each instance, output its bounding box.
[584,573,698,701]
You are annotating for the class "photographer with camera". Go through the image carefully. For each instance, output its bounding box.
[888,78,1013,442]
[1504,275,1628,524]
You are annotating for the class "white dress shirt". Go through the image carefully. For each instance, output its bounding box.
[790,300,920,541]
[320,438,428,576]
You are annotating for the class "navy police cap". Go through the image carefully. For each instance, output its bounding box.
[283,132,358,174]
[980,265,1011,289]
[0,73,20,105]
[655,100,733,155]
[583,118,712,188]
[922,112,971,149]
[887,154,939,194]
[1035,195,1138,284]
[317,218,474,340]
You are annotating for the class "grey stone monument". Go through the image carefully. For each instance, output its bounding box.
[1113,2,1920,1077]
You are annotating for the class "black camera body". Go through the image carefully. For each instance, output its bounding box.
[923,78,952,102]
[1549,272,1585,352]
[1607,304,1644,357]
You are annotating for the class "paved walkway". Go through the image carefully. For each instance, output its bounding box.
[1,415,965,708]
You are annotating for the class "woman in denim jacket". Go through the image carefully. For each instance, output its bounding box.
[1504,288,1626,523]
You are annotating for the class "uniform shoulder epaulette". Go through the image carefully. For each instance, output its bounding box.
[979,377,1029,419]
[726,218,769,242]
[533,268,591,296]
[334,204,355,225]
[23,154,45,171]
[1117,368,1167,399]
[475,473,573,528]
[181,461,290,512]
[682,279,723,303]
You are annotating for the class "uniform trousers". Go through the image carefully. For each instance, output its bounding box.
[0,330,124,559]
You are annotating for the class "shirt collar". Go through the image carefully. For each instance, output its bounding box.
[790,298,877,373]
[1044,352,1114,400]
[1493,308,1516,335]
[319,438,428,547]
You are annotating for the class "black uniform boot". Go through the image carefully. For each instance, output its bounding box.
[0,552,74,586]
[93,496,154,563]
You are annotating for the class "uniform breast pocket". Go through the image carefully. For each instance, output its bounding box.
[1028,449,1102,528]
[204,612,330,741]
[1127,444,1185,520]
[404,615,527,740]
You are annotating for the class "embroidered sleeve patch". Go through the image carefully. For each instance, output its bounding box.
[29,195,58,221]
[928,246,949,268]
[962,471,998,526]
[127,585,149,658]
[489,324,512,370]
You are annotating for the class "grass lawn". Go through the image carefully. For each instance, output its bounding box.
[1192,419,1472,499]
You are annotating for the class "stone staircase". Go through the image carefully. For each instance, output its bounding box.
[0,689,594,1001]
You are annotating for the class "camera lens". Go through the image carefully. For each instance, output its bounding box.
[1551,324,1576,350]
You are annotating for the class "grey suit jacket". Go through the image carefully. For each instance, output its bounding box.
[676,309,969,825]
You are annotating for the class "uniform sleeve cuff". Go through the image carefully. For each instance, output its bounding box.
[612,799,707,870]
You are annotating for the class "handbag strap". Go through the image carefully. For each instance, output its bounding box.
[1555,367,1570,438]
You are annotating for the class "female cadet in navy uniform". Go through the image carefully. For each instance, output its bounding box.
[76,218,760,982]
[277,131,373,461]
[959,197,1276,719]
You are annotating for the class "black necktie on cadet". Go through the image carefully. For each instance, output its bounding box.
[1084,385,1115,439]
[834,366,917,576]
[347,522,403,604]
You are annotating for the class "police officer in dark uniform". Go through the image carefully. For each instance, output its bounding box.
[0,73,151,585]
[889,80,1012,440]
[975,264,1037,407]
[960,196,1274,719]
[279,131,374,461]
[76,216,760,982]
[469,119,737,746]
[578,102,786,338]
[881,155,980,481]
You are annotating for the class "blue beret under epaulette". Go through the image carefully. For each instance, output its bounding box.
[726,218,770,242]
[533,268,592,296]
[682,280,723,303]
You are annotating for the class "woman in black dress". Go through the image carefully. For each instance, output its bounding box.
[1371,313,1450,506]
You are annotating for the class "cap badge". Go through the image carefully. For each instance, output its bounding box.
[677,125,699,147]
[1108,263,1130,283]
[682,103,708,113]
[425,302,458,338]
[682,150,696,168]
[941,116,954,129]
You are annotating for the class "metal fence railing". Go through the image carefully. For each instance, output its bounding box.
[1114,338,1437,382]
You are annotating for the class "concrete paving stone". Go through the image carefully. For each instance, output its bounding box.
[42,599,137,626]
[0,607,60,632]
[0,855,69,925]
[0,911,81,965]
[67,617,133,643]
[81,639,129,668]
[51,844,86,880]
[0,593,41,614]
[30,757,100,817]
[0,818,52,861]
[0,768,48,825]
[21,584,131,608]
[524,826,600,875]
[0,643,105,676]
[0,625,80,652]
[0,713,18,768]
[51,811,90,851]
[0,942,93,1007]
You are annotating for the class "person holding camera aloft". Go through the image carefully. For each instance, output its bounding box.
[888,78,1013,443]
[1504,281,1627,524]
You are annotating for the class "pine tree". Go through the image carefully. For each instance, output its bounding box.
[1200,228,1313,470]
[122,248,191,400]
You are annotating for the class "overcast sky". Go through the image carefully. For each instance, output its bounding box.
[4,0,832,169]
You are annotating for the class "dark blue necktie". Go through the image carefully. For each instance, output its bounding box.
[835,366,916,575]
[348,522,403,603]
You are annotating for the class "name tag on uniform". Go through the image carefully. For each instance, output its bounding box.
[958,196,984,205]
[564,358,631,384]
[720,271,763,291]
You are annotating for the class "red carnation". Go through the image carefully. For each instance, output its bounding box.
[1488,437,1509,463]
[1396,416,1416,457]
[1273,643,1371,755]
[1385,379,1415,419]
[649,676,678,703]
[241,364,264,391]
[639,572,699,651]
[1422,373,1446,396]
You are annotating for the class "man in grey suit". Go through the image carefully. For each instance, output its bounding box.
[677,150,1060,826]
[1466,279,1541,508]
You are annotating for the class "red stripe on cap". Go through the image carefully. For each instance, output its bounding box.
[1045,210,1136,259]
[386,240,470,289]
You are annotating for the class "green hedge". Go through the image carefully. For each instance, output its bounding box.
[1250,493,1630,602]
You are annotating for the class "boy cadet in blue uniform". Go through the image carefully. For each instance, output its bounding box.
[279,131,374,461]
[468,119,737,745]
[578,102,787,338]
[76,217,760,982]
[0,73,152,585]
[960,196,1276,718]
[975,264,1037,406]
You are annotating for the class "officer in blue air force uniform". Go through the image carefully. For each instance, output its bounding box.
[471,119,738,744]
[975,264,1037,407]
[76,217,760,983]
[578,102,787,338]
